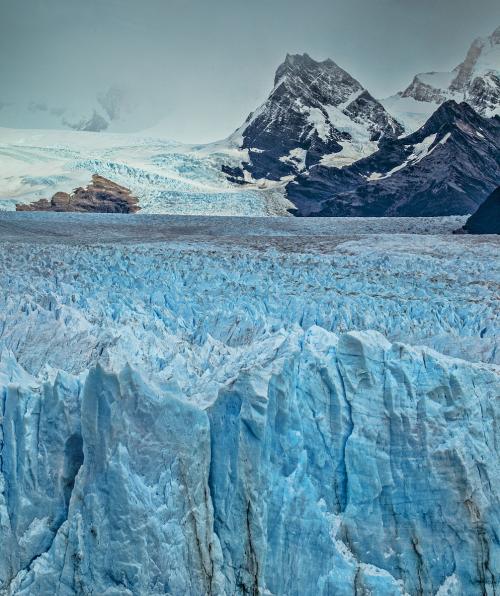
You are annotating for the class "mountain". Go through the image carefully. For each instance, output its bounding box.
[222,41,499,218]
[287,101,500,216]
[0,85,160,133]
[382,26,500,132]
[224,53,403,184]
[460,186,500,234]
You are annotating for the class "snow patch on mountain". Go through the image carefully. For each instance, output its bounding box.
[383,26,500,132]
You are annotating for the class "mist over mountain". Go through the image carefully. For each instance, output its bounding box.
[1,0,500,141]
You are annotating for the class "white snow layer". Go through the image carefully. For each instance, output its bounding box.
[0,128,291,216]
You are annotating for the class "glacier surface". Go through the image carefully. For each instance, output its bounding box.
[0,215,499,595]
[0,128,292,216]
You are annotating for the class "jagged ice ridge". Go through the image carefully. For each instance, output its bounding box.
[0,219,499,595]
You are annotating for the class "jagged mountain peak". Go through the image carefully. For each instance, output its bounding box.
[227,52,403,183]
[384,25,500,131]
[273,53,364,104]
[414,100,483,134]
[449,25,500,92]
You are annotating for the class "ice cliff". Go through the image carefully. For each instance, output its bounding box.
[0,220,499,595]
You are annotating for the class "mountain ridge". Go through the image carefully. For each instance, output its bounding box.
[287,100,500,216]
[382,25,500,132]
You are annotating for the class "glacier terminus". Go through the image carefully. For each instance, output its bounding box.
[0,214,498,595]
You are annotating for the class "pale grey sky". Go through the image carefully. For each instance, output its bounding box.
[1,0,499,141]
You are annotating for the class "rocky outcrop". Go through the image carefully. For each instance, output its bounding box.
[63,110,109,132]
[16,175,140,213]
[287,101,500,216]
[459,186,500,234]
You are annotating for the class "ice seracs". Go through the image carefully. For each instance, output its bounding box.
[0,219,498,595]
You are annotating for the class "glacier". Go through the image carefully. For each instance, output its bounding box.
[0,128,291,216]
[0,215,499,595]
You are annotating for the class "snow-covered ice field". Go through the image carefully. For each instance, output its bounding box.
[0,128,292,215]
[0,214,498,595]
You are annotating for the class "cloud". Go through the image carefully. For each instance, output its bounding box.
[0,0,498,141]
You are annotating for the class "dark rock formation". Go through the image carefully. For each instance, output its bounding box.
[63,110,109,132]
[459,186,500,234]
[16,175,140,213]
[226,53,403,184]
[287,101,500,216]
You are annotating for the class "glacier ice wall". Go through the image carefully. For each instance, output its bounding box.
[1,330,499,595]
[0,229,499,595]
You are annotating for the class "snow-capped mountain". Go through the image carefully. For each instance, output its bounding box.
[288,101,500,216]
[382,26,500,132]
[0,85,161,133]
[222,38,500,218]
[224,53,403,184]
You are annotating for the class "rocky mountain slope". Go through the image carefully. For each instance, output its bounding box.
[460,186,500,234]
[288,101,500,216]
[382,26,500,132]
[224,53,403,184]
[16,175,140,213]
[0,217,498,595]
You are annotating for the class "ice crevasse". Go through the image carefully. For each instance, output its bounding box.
[0,326,498,595]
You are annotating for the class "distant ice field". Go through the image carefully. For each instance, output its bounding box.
[0,211,469,244]
[0,212,497,369]
[0,128,293,215]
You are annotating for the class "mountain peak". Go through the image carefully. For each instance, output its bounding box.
[430,99,477,120]
[484,25,500,45]
[384,26,500,132]
[405,100,487,142]
[274,53,347,87]
[227,51,403,183]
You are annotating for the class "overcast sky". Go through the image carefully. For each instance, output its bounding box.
[1,0,499,141]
